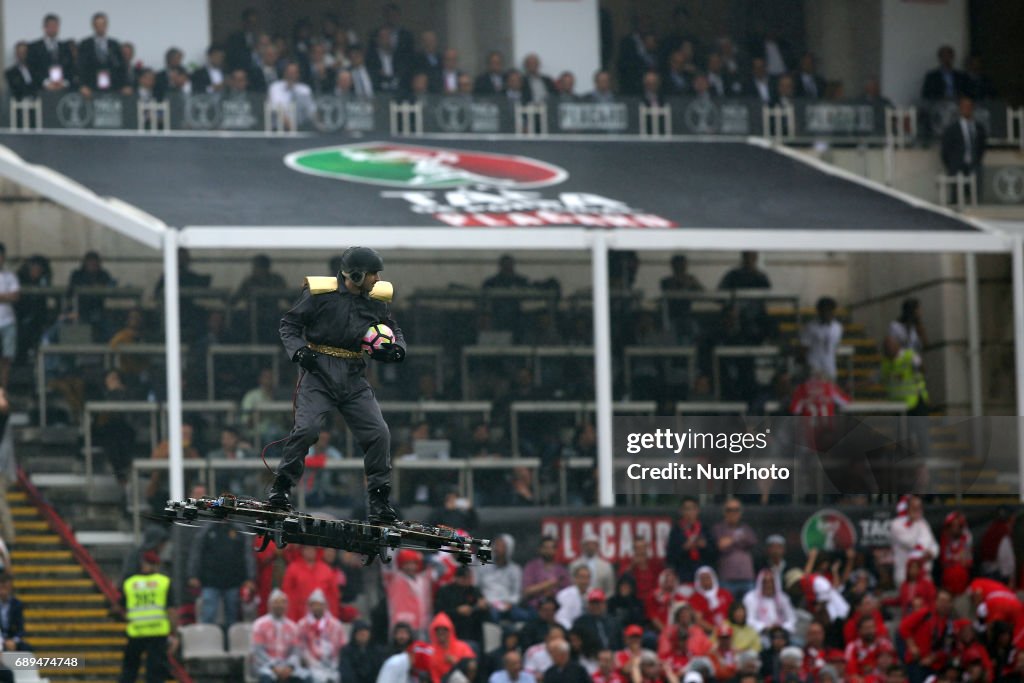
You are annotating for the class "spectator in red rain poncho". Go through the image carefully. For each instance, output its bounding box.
[689,566,733,631]
[898,588,954,678]
[708,623,739,680]
[646,569,682,632]
[615,624,657,673]
[282,545,341,622]
[939,511,973,595]
[383,549,435,636]
[896,552,937,616]
[656,602,711,660]
[428,611,476,683]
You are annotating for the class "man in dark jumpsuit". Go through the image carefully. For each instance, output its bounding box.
[270,247,404,524]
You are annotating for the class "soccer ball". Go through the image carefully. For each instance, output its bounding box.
[361,323,395,353]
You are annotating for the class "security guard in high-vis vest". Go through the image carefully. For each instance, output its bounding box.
[882,299,930,415]
[271,247,405,523]
[120,551,175,683]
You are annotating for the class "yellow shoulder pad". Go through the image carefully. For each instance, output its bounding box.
[305,276,339,294]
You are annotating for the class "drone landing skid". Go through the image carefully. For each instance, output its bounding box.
[163,495,492,566]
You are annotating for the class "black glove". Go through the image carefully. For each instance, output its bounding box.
[371,343,405,363]
[292,346,318,370]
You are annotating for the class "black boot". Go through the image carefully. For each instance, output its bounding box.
[268,475,292,510]
[367,486,400,525]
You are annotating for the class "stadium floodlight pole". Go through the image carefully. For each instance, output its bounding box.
[163,230,185,502]
[591,231,615,507]
[1014,235,1024,501]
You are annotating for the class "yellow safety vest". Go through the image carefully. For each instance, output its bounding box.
[123,573,171,638]
[881,349,929,409]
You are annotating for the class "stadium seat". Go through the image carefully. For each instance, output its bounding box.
[179,623,228,659]
[228,622,253,659]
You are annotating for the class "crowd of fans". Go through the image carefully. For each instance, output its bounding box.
[78,493,1024,682]
[3,6,1001,110]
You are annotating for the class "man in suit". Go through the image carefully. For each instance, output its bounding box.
[414,30,444,94]
[794,53,826,100]
[616,23,657,96]
[440,48,462,95]
[4,42,39,100]
[473,51,506,96]
[191,45,227,95]
[154,48,184,101]
[504,70,526,105]
[641,72,663,107]
[661,49,691,97]
[27,13,75,91]
[0,574,29,651]
[522,54,555,104]
[706,53,739,98]
[349,47,376,99]
[964,55,997,101]
[366,27,405,93]
[587,70,615,103]
[571,590,623,653]
[374,3,415,63]
[744,57,774,105]
[226,8,260,72]
[922,45,968,101]
[555,72,579,101]
[941,96,986,179]
[77,12,128,95]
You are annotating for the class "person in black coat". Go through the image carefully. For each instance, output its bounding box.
[435,566,489,647]
[606,575,646,629]
[616,29,657,96]
[190,45,227,95]
[0,574,29,652]
[571,590,623,652]
[522,54,556,104]
[665,497,716,583]
[27,13,75,90]
[225,8,261,72]
[4,42,39,100]
[413,30,444,94]
[483,628,521,680]
[473,52,506,96]
[921,45,968,101]
[339,621,386,683]
[77,12,127,94]
[542,641,589,683]
[519,597,559,649]
[941,96,987,176]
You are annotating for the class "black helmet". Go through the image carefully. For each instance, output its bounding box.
[339,246,383,285]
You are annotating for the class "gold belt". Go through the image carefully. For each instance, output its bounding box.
[308,343,361,359]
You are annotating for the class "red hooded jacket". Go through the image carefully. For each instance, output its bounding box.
[427,611,475,683]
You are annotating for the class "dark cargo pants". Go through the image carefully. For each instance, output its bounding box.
[276,355,391,493]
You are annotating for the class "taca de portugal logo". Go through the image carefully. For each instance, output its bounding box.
[284,141,568,189]
[801,509,857,553]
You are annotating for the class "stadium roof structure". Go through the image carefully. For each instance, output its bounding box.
[0,132,1021,505]
[0,133,1010,253]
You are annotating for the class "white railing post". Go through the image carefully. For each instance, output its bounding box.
[9,97,42,131]
[137,99,170,133]
[388,101,422,136]
[265,102,297,134]
[639,103,671,137]
[515,103,546,137]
